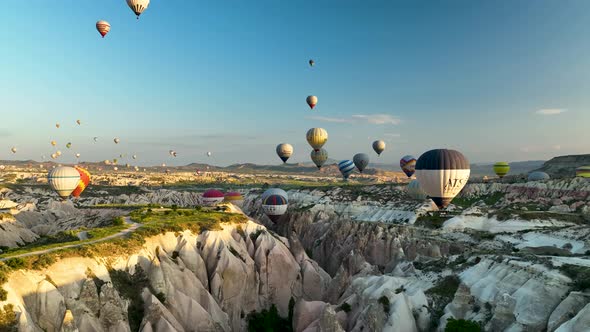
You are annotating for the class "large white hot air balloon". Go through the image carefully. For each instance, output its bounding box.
[127,0,150,19]
[276,143,293,163]
[415,149,470,209]
[48,166,80,200]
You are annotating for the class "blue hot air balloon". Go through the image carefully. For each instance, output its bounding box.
[338,160,355,180]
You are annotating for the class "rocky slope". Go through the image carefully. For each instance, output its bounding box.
[534,154,590,178]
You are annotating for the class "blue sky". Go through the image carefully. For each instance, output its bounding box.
[1,0,589,166]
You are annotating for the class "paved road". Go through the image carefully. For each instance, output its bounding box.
[0,217,141,262]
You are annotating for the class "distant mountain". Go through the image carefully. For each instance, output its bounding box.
[534,154,590,178]
[469,160,545,178]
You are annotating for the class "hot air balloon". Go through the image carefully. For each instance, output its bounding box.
[51,153,58,160]
[309,59,315,67]
[10,147,17,154]
[56,150,62,156]
[66,142,72,149]
[202,189,225,206]
[493,162,510,178]
[56,123,60,129]
[224,192,244,206]
[207,152,212,157]
[96,20,110,38]
[306,95,318,109]
[104,160,111,165]
[353,153,369,173]
[528,171,550,181]
[51,140,57,146]
[48,166,80,200]
[71,166,91,198]
[415,149,470,209]
[576,166,590,178]
[261,188,288,223]
[75,153,81,159]
[119,154,124,158]
[132,155,137,160]
[338,160,355,180]
[127,0,150,19]
[113,158,118,164]
[276,143,293,163]
[76,119,81,125]
[161,163,166,167]
[406,179,427,200]
[306,128,328,151]
[126,163,130,168]
[134,166,140,171]
[261,188,287,201]
[310,148,328,169]
[114,138,120,144]
[113,166,118,171]
[93,137,98,142]
[372,140,386,156]
[400,155,417,178]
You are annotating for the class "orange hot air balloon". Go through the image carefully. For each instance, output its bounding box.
[72,166,91,198]
[96,20,111,38]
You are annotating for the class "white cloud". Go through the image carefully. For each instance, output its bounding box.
[535,108,567,115]
[306,114,400,125]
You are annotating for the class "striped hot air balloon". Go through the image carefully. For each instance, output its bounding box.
[400,155,417,178]
[127,0,150,19]
[48,166,81,200]
[493,162,510,178]
[306,128,328,151]
[311,148,328,169]
[261,188,288,223]
[415,149,470,209]
[72,166,91,198]
[202,189,225,206]
[372,140,386,156]
[96,20,110,38]
[276,143,293,163]
[576,166,590,178]
[353,153,369,173]
[224,192,244,206]
[338,160,355,180]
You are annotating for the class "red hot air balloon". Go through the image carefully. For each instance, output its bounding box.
[96,20,111,38]
[72,166,91,198]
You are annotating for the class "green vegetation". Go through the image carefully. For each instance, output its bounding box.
[445,318,482,332]
[559,264,590,291]
[0,304,17,332]
[490,210,586,224]
[427,276,462,330]
[378,296,390,314]
[338,302,352,313]
[415,212,454,229]
[247,304,292,332]
[109,265,150,332]
[112,216,125,226]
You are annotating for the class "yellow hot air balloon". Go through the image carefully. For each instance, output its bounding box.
[10,147,17,154]
[576,166,590,178]
[493,162,510,178]
[310,148,328,169]
[51,140,57,146]
[306,128,328,151]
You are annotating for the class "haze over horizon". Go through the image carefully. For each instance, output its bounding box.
[1,1,589,167]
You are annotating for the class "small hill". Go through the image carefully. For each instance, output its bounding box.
[470,160,545,178]
[534,154,590,178]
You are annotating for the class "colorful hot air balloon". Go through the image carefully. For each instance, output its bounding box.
[10,147,17,154]
[66,142,72,149]
[406,179,427,200]
[310,148,328,169]
[576,166,590,178]
[528,171,550,181]
[48,166,80,200]
[353,153,369,173]
[338,160,355,180]
[71,166,91,198]
[400,155,417,178]
[415,149,470,209]
[51,140,57,146]
[306,95,318,109]
[202,189,225,206]
[114,138,120,144]
[224,192,244,206]
[96,20,110,38]
[306,128,328,151]
[261,188,288,223]
[493,162,510,178]
[276,143,293,163]
[127,0,150,19]
[261,188,287,201]
[372,140,386,156]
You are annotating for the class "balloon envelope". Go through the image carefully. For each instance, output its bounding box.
[261,188,288,223]
[72,166,91,198]
[309,59,315,66]
[276,143,293,163]
[493,162,510,178]
[372,140,386,156]
[415,149,470,209]
[400,155,417,178]
[114,138,120,144]
[338,160,355,180]
[306,96,318,109]
[96,20,110,37]
[127,0,150,18]
[224,192,244,206]
[528,171,550,181]
[306,128,328,151]
[406,179,427,200]
[202,189,225,206]
[310,148,328,169]
[48,166,80,200]
[576,166,590,178]
[353,153,369,173]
